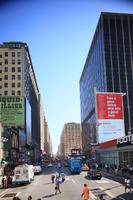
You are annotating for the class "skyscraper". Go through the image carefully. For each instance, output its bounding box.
[60,123,82,159]
[80,12,133,155]
[0,42,41,161]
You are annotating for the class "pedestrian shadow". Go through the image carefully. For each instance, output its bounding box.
[43,182,52,185]
[42,194,55,198]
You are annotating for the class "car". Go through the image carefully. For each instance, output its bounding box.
[34,165,42,174]
[82,164,89,171]
[47,163,53,167]
[87,168,102,179]
[64,162,69,167]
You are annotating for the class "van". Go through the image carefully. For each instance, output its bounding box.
[14,164,34,184]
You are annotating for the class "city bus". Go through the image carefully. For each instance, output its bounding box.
[70,148,82,174]
[70,157,82,174]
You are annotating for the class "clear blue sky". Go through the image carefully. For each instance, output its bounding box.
[0,0,133,154]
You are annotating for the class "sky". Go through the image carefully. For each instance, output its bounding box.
[0,0,133,154]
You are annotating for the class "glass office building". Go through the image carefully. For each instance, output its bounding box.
[80,12,133,155]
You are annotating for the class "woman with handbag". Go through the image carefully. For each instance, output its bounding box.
[55,177,61,195]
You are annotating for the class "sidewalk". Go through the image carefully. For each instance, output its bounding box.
[102,168,133,185]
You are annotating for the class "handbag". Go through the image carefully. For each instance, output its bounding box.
[55,186,57,190]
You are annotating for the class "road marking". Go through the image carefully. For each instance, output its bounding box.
[99,186,115,198]
[90,190,97,199]
[16,192,21,196]
[0,188,11,197]
[95,180,109,183]
[65,177,69,181]
[71,179,76,184]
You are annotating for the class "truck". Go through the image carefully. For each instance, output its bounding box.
[14,164,34,185]
[70,157,82,174]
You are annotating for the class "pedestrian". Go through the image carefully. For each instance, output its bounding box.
[81,184,89,200]
[124,177,132,193]
[99,194,105,200]
[12,193,21,200]
[51,175,55,183]
[61,172,65,182]
[27,196,32,200]
[55,177,61,195]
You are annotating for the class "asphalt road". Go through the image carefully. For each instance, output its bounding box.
[0,165,133,200]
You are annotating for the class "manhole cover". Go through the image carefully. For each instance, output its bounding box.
[2,192,16,198]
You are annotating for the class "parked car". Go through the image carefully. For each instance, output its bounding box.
[64,162,69,167]
[47,163,53,167]
[87,168,102,179]
[82,164,89,171]
[34,165,42,174]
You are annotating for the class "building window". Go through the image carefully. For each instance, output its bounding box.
[0,85,2,89]
[17,52,21,57]
[4,75,8,80]
[18,75,21,80]
[0,55,2,58]
[4,83,8,87]
[17,60,21,65]
[12,75,15,80]
[12,90,15,95]
[0,78,2,81]
[0,70,2,73]
[17,90,21,95]
[17,67,21,72]
[5,60,8,64]
[12,67,15,72]
[5,52,8,57]
[12,60,15,65]
[12,83,15,87]
[12,52,15,57]
[0,62,2,65]
[17,82,21,87]
[4,91,8,95]
[4,67,8,72]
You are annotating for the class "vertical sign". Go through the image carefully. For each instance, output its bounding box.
[96,93,125,143]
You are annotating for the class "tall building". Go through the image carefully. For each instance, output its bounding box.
[61,123,82,159]
[0,42,41,162]
[39,95,45,151]
[44,116,53,157]
[80,12,133,156]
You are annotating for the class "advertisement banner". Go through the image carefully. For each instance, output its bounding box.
[0,96,25,128]
[0,123,1,165]
[96,93,125,143]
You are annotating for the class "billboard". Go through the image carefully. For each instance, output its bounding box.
[96,93,125,143]
[0,96,25,128]
[26,99,31,145]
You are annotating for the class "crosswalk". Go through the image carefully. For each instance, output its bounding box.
[89,187,116,200]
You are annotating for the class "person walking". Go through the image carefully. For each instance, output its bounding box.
[81,184,89,200]
[51,175,55,183]
[55,177,61,195]
[12,193,21,200]
[27,196,32,200]
[99,194,105,200]
[124,177,132,193]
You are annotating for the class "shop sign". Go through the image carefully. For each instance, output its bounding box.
[117,135,133,147]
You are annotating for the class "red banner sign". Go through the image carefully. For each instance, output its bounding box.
[96,94,123,120]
